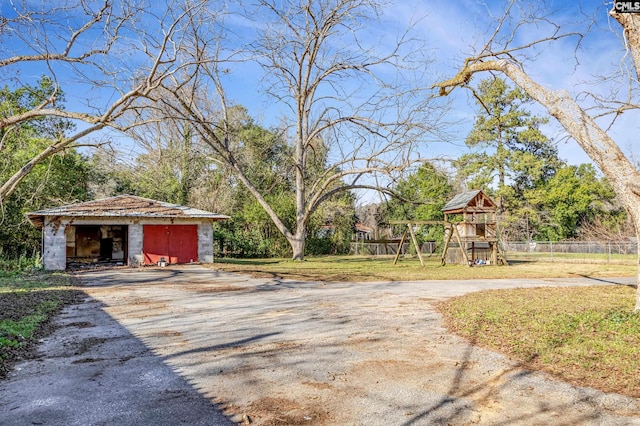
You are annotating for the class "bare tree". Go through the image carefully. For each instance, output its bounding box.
[0,0,209,201]
[158,0,446,259]
[579,215,635,243]
[435,2,640,311]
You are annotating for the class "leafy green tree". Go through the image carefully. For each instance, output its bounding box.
[306,192,357,256]
[455,77,561,210]
[0,151,92,258]
[0,79,92,257]
[385,162,453,241]
[215,192,295,258]
[522,164,619,241]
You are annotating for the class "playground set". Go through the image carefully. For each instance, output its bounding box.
[391,190,508,267]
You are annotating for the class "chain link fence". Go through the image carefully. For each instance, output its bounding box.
[501,241,637,264]
[350,240,638,264]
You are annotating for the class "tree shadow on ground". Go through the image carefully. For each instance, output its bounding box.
[572,273,637,288]
[401,320,631,425]
[0,293,236,426]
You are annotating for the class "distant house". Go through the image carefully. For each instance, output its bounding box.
[316,222,373,241]
[353,223,373,241]
[317,224,335,239]
[26,195,229,270]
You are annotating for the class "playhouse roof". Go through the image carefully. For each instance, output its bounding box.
[442,190,496,213]
[26,195,229,228]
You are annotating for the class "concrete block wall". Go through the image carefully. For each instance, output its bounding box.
[40,218,217,269]
[43,219,67,270]
[198,223,214,263]
[128,224,144,266]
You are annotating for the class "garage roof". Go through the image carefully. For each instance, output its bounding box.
[26,195,230,228]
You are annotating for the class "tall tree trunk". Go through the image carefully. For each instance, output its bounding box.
[294,174,306,261]
[637,243,640,311]
[611,11,640,311]
[611,191,640,311]
[611,13,640,81]
[496,141,506,213]
[290,232,306,261]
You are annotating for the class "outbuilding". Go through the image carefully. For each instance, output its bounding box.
[26,195,229,270]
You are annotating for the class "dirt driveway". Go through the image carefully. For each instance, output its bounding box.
[37,266,640,424]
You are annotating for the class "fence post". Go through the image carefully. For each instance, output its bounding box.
[550,242,553,262]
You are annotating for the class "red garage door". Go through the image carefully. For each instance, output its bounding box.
[143,225,198,265]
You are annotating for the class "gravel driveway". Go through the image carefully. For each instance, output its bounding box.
[3,265,640,425]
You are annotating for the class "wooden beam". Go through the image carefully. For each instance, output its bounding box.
[388,220,447,225]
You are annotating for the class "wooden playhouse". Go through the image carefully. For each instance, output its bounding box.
[441,190,506,265]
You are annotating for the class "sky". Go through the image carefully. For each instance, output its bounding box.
[394,0,637,168]
[212,0,637,172]
[2,0,638,204]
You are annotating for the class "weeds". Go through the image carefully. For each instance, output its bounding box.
[0,269,82,377]
[0,250,42,273]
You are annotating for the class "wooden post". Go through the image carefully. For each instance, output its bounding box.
[441,223,453,265]
[393,228,408,265]
[453,224,470,266]
[407,224,425,267]
[492,241,498,265]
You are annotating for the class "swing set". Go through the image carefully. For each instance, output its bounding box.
[390,190,508,267]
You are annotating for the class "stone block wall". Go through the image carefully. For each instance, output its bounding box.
[128,224,144,266]
[43,219,67,270]
[40,218,217,269]
[198,222,214,263]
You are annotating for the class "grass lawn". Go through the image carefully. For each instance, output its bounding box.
[438,285,640,398]
[0,270,82,377]
[211,255,637,282]
[508,252,637,264]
